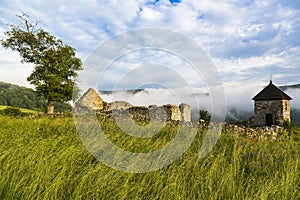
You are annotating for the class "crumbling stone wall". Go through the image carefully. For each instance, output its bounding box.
[128,106,150,123]
[76,88,191,122]
[103,101,132,111]
[102,103,184,122]
[253,99,290,126]
[149,105,166,121]
[76,88,104,110]
[179,103,191,122]
[98,105,183,124]
[161,104,181,121]
[224,123,282,140]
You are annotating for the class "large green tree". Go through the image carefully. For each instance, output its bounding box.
[1,13,82,114]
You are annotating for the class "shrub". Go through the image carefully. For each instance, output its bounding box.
[282,119,294,135]
[1,107,22,116]
[199,110,211,126]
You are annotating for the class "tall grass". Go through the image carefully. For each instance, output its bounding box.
[0,115,299,199]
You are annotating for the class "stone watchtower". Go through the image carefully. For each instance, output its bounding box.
[252,81,292,126]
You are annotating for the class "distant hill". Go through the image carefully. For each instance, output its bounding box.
[279,84,300,91]
[99,89,145,95]
[0,82,71,112]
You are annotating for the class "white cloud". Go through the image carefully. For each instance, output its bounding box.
[140,7,164,21]
[0,47,34,88]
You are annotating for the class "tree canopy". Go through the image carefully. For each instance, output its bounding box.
[1,13,82,113]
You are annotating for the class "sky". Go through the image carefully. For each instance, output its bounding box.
[0,0,300,112]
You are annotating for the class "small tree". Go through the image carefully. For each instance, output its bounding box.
[1,13,82,114]
[199,110,211,127]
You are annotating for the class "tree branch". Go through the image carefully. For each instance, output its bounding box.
[16,13,40,55]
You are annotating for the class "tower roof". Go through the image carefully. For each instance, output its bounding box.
[252,81,292,101]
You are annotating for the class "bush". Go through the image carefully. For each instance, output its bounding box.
[0,107,22,116]
[199,110,211,126]
[283,120,293,132]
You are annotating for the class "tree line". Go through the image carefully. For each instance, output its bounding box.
[0,82,71,112]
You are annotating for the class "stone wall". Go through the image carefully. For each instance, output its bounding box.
[99,103,190,122]
[76,88,191,122]
[179,103,191,122]
[161,104,182,121]
[76,88,104,110]
[97,104,187,124]
[253,99,290,126]
[128,106,150,123]
[224,123,282,140]
[282,99,291,122]
[103,101,132,111]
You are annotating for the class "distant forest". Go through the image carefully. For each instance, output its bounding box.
[0,82,71,112]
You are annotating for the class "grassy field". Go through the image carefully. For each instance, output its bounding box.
[0,105,41,113]
[0,115,299,199]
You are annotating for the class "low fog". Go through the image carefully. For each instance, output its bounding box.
[97,86,300,122]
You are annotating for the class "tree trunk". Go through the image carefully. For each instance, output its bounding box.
[47,100,54,114]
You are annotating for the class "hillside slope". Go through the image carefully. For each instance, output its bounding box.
[0,82,71,112]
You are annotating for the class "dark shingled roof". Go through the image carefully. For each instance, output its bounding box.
[252,81,292,100]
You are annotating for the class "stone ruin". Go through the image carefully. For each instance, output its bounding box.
[75,88,287,140]
[252,81,292,126]
[75,88,191,122]
[76,88,104,110]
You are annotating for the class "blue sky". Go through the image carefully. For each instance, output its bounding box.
[0,0,300,99]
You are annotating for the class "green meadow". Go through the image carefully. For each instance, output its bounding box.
[0,115,299,199]
[0,105,41,114]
